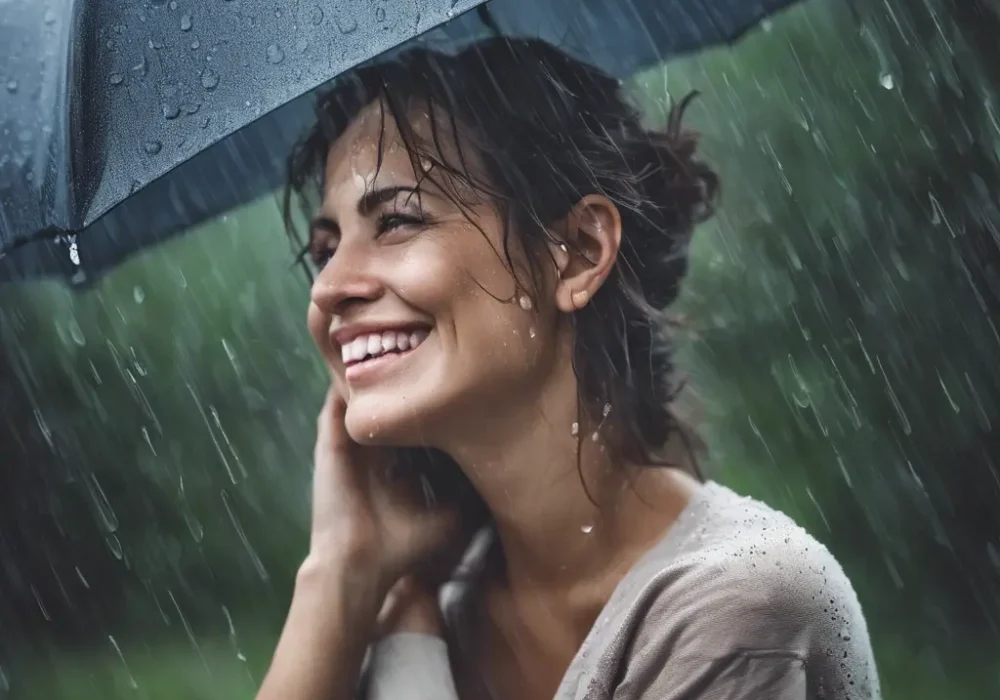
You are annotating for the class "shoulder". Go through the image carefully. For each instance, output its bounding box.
[615,483,881,699]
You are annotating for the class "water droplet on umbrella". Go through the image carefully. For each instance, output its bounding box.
[335,16,357,33]
[44,9,57,24]
[295,37,308,54]
[133,286,146,304]
[309,6,324,25]
[149,38,164,49]
[162,103,180,120]
[201,116,211,128]
[191,39,201,50]
[201,68,219,90]
[879,72,895,90]
[143,140,162,155]
[182,102,201,115]
[376,7,386,22]
[132,54,148,77]
[109,72,124,85]
[180,13,193,31]
[169,0,178,10]
[266,44,285,64]
[5,79,17,93]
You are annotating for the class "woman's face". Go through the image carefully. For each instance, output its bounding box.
[306,102,564,447]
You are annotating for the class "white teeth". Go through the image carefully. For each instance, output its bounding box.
[342,329,428,364]
[350,337,368,361]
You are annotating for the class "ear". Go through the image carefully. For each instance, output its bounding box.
[550,194,622,313]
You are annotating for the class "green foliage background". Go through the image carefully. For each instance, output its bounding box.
[1,0,999,697]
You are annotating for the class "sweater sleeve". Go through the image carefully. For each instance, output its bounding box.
[362,633,460,700]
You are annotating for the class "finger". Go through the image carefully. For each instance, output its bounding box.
[316,385,353,456]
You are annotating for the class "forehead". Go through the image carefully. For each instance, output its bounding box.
[323,101,412,198]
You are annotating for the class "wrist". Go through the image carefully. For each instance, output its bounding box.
[295,554,383,621]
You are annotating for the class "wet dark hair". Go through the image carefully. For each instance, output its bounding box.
[285,37,717,510]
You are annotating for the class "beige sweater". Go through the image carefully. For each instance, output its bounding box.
[365,481,881,700]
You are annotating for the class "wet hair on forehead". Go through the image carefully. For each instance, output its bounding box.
[286,37,718,482]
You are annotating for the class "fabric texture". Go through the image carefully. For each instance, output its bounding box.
[365,481,881,700]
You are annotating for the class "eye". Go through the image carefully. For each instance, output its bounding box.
[376,212,427,236]
[307,240,337,270]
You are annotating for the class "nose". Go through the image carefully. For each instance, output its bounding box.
[309,241,384,315]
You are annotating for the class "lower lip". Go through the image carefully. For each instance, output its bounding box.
[344,344,421,384]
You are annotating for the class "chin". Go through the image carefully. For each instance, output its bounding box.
[342,388,438,447]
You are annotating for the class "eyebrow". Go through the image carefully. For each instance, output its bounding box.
[309,185,420,239]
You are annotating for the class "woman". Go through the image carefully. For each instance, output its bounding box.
[258,38,881,700]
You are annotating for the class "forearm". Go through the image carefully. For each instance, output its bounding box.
[257,559,381,700]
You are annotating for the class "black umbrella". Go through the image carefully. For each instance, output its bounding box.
[0,0,803,286]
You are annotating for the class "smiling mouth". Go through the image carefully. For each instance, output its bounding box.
[341,328,430,367]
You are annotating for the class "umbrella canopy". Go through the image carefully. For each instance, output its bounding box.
[0,0,802,286]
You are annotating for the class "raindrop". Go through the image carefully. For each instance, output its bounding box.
[132,54,148,78]
[162,103,181,120]
[602,403,611,417]
[201,68,219,90]
[266,44,285,64]
[106,534,124,560]
[143,140,163,155]
[309,5,324,25]
[879,72,895,90]
[5,79,17,93]
[180,12,193,31]
[581,524,594,534]
[133,286,146,304]
[335,16,358,34]
[109,72,125,86]
[68,320,85,346]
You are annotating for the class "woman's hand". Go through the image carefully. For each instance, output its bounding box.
[305,385,462,599]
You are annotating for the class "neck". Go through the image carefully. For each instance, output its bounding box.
[440,359,697,597]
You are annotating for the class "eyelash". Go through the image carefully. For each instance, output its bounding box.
[307,212,429,269]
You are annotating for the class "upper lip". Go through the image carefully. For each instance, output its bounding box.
[331,321,431,348]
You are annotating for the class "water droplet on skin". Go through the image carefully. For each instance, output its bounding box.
[201,68,219,90]
[265,44,285,64]
[591,432,600,441]
[879,72,894,90]
[529,327,536,338]
[518,295,533,310]
[133,286,146,304]
[602,403,611,417]
[570,422,579,436]
[581,524,594,534]
[109,72,124,85]
[143,140,162,155]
